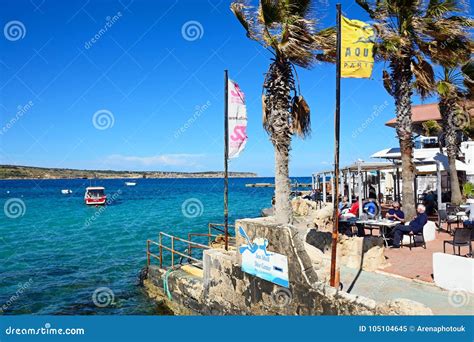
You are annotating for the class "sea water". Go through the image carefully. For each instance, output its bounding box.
[0,177,309,314]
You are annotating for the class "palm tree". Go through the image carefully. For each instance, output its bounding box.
[230,0,334,223]
[356,0,471,217]
[437,65,471,204]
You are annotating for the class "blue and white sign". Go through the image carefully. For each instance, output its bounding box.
[238,226,289,288]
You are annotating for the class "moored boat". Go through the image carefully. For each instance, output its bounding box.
[84,187,107,205]
[125,181,137,186]
[61,189,72,194]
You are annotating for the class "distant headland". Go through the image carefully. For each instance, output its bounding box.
[0,165,257,180]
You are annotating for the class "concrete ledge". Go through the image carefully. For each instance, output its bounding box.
[433,252,474,293]
[144,218,432,315]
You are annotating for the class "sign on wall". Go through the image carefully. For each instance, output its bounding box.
[238,226,289,288]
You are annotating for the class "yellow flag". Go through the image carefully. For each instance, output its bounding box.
[341,16,375,78]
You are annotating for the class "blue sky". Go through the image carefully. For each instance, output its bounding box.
[0,0,435,176]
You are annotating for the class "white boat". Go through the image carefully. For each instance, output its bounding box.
[61,189,72,194]
[125,181,137,186]
[84,187,107,205]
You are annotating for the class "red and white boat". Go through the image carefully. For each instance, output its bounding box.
[84,186,107,205]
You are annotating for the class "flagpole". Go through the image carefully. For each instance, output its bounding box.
[330,3,342,288]
[224,70,229,251]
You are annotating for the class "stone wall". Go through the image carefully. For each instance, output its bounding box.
[305,229,388,273]
[144,217,431,315]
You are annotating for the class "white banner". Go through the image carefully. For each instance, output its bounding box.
[228,79,247,159]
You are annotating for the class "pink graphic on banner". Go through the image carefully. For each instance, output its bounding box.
[228,79,247,159]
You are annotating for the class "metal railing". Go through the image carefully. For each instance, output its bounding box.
[146,223,236,270]
[147,232,210,269]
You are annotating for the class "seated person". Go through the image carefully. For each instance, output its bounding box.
[423,190,437,216]
[363,199,378,219]
[303,189,318,201]
[338,196,350,211]
[391,204,428,248]
[368,185,377,200]
[347,197,360,217]
[385,201,405,222]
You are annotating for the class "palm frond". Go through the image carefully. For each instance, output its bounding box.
[230,3,253,38]
[258,0,282,26]
[280,16,315,67]
[426,0,461,18]
[313,26,336,62]
[383,69,393,95]
[411,58,435,98]
[283,0,312,17]
[355,0,376,19]
[291,95,311,138]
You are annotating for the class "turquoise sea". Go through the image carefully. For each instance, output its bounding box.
[0,177,310,315]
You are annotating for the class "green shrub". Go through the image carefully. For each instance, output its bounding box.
[463,182,474,198]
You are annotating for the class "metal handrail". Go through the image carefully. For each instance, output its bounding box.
[208,222,235,235]
[146,223,236,269]
[147,233,210,269]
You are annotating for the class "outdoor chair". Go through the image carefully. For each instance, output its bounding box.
[443,228,472,257]
[402,230,426,250]
[438,209,457,233]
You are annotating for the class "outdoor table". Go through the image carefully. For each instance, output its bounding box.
[356,219,399,247]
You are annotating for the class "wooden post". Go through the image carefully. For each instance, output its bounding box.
[330,3,342,288]
[224,70,229,251]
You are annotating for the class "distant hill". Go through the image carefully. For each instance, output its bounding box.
[0,165,257,180]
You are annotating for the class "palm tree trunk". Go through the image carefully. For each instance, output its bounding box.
[264,58,294,224]
[274,143,292,224]
[392,58,416,218]
[439,99,463,204]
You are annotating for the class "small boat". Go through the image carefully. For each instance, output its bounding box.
[61,189,72,194]
[84,186,107,205]
[125,181,137,186]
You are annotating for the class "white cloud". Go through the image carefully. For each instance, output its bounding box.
[104,153,205,169]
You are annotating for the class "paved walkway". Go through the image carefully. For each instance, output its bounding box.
[340,266,473,315]
[381,227,468,282]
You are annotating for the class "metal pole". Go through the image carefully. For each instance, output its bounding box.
[323,173,327,203]
[377,170,381,202]
[396,167,401,201]
[348,171,352,203]
[331,173,335,204]
[340,171,345,197]
[330,3,342,288]
[358,161,363,217]
[224,70,229,251]
[436,161,442,212]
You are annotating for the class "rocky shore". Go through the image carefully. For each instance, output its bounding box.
[0,165,257,180]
